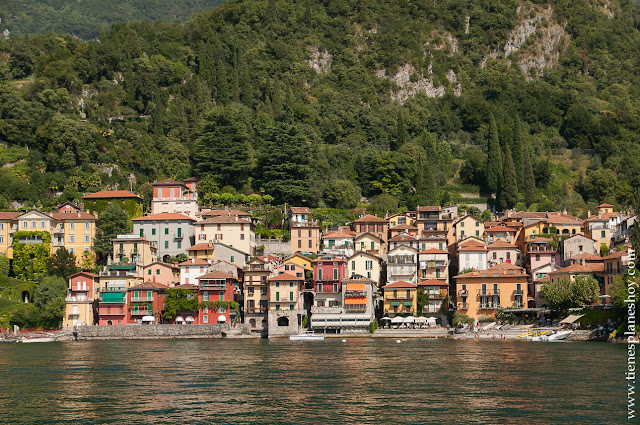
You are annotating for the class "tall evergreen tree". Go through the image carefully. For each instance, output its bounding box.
[257,122,315,205]
[231,44,240,102]
[392,112,408,150]
[214,56,229,104]
[487,114,503,193]
[193,105,253,188]
[523,141,536,207]
[500,145,518,210]
[512,116,524,191]
[417,156,437,204]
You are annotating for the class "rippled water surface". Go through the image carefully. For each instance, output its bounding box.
[0,339,628,424]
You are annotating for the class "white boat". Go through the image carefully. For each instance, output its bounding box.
[546,330,573,341]
[289,332,325,341]
[21,337,57,343]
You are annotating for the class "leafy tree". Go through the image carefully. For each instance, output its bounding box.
[512,116,524,190]
[541,276,600,312]
[0,253,10,277]
[163,287,199,320]
[33,275,68,328]
[368,193,398,217]
[392,112,408,150]
[452,312,474,327]
[257,122,316,205]
[93,203,130,264]
[193,105,253,189]
[631,188,640,254]
[80,250,96,272]
[323,179,360,209]
[486,114,503,193]
[48,248,79,278]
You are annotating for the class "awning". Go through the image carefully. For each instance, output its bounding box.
[175,316,184,322]
[403,301,413,306]
[390,301,401,306]
[217,316,227,323]
[345,297,367,305]
[185,316,195,323]
[141,315,155,322]
[403,316,416,323]
[380,317,392,321]
[560,314,584,324]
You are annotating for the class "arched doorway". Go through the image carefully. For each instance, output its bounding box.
[107,320,113,325]
[21,291,30,303]
[277,316,289,327]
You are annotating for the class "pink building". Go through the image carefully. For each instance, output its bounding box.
[197,270,237,325]
[142,262,180,287]
[527,238,561,272]
[487,240,522,268]
[276,263,307,279]
[127,281,167,324]
[151,178,199,219]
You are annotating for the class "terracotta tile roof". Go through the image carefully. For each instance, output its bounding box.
[454,265,527,278]
[354,232,383,241]
[201,209,251,217]
[389,234,418,242]
[498,211,548,220]
[110,236,153,243]
[289,206,312,214]
[418,248,449,254]
[132,213,196,221]
[586,212,619,221]
[487,240,518,249]
[178,258,210,266]
[458,243,487,252]
[176,283,199,290]
[347,251,382,261]
[68,271,98,279]
[383,280,417,288]
[354,214,388,223]
[198,216,252,224]
[535,275,550,283]
[197,270,235,280]
[129,281,168,290]
[0,211,21,220]
[416,206,441,212]
[596,203,615,208]
[322,229,356,239]
[342,275,375,284]
[144,261,179,270]
[570,252,603,262]
[267,273,303,281]
[152,179,186,187]
[453,214,483,225]
[528,237,552,243]
[50,211,97,220]
[186,243,215,251]
[485,226,517,233]
[548,263,605,275]
[417,279,448,286]
[603,248,628,260]
[82,190,142,200]
[546,213,582,224]
[212,260,243,270]
[390,223,418,230]
[488,262,523,271]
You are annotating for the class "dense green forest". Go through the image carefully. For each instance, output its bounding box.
[0,0,639,216]
[0,0,225,40]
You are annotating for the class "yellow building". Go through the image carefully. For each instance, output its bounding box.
[186,242,215,260]
[111,235,158,273]
[63,272,98,328]
[267,273,304,311]
[243,257,272,330]
[284,253,313,272]
[453,214,484,242]
[548,262,604,286]
[453,263,528,321]
[546,213,583,236]
[354,233,385,258]
[387,213,416,228]
[382,280,417,316]
[0,212,20,258]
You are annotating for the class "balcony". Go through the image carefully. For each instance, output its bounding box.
[130,307,153,315]
[512,303,524,308]
[458,289,468,296]
[385,295,414,300]
[479,303,500,309]
[66,295,92,302]
[53,228,65,235]
[99,307,125,315]
[425,290,442,299]
[344,290,366,298]
[245,307,267,314]
[131,296,154,302]
[458,303,469,310]
[477,289,500,296]
[513,289,524,295]
[200,281,227,290]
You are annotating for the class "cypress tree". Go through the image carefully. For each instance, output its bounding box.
[523,141,536,207]
[214,56,229,105]
[487,114,503,193]
[393,112,408,150]
[231,45,240,102]
[500,145,518,209]
[512,116,524,191]
[417,156,437,204]
[271,79,283,120]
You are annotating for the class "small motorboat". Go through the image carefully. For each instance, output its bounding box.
[21,337,57,343]
[289,332,325,341]
[545,330,573,341]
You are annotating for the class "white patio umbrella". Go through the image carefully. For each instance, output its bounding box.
[426,317,437,325]
[403,316,416,323]
[390,316,404,324]
[414,316,427,323]
[380,317,392,321]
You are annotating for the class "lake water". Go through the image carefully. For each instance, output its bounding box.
[0,339,629,424]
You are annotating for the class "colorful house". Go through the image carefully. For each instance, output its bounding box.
[382,280,418,316]
[456,240,488,272]
[454,263,528,320]
[186,242,215,260]
[291,223,321,255]
[179,257,210,286]
[418,248,449,282]
[143,261,180,287]
[284,253,313,273]
[453,214,484,242]
[417,279,448,316]
[196,215,255,256]
[347,251,383,284]
[354,232,385,258]
[63,272,98,327]
[197,270,237,324]
[353,214,389,244]
[243,257,272,330]
[487,239,522,267]
[313,255,347,310]
[127,281,167,324]
[111,235,157,272]
[151,178,199,219]
[133,213,196,261]
[527,238,560,271]
[387,245,418,284]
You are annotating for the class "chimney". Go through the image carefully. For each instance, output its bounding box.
[563,209,567,215]
[587,210,591,218]
[580,257,585,266]
[598,213,602,220]
[77,212,81,218]
[191,258,195,264]
[235,216,238,222]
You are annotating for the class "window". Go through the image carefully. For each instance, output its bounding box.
[290,304,294,310]
[506,252,511,260]
[475,230,479,237]
[140,229,144,237]
[230,255,235,263]
[240,234,245,240]
[290,282,293,287]
[493,252,497,260]
[366,260,372,270]
[152,228,156,235]
[68,234,75,243]
[276,292,279,301]
[308,229,312,237]
[199,234,206,241]
[371,241,375,250]
[352,261,355,271]
[148,269,152,275]
[601,230,606,238]
[318,300,325,307]
[69,222,75,229]
[461,231,465,237]
[177,241,181,249]
[219,291,225,301]
[535,254,540,261]
[203,291,209,301]
[164,241,169,249]
[367,272,371,279]
[333,268,338,280]
[217,224,221,231]
[318,269,323,280]
[308,240,312,248]
[84,222,90,229]
[460,222,464,227]
[84,233,90,243]
[248,287,254,295]
[475,221,479,227]
[203,315,208,323]
[164,228,169,235]
[275,305,280,310]
[276,282,280,288]
[156,269,160,275]
[578,245,583,252]
[298,240,302,248]
[290,292,293,301]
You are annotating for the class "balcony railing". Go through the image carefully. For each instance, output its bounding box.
[512,303,524,308]
[384,295,414,300]
[513,289,524,295]
[479,303,500,309]
[131,296,154,302]
[458,303,469,309]
[245,307,267,314]
[344,290,366,298]
[99,307,125,315]
[130,307,153,315]
[200,282,227,289]
[66,295,92,302]
[426,290,442,299]
[477,290,500,296]
[458,289,468,296]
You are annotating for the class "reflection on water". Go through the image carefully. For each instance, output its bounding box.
[0,339,627,424]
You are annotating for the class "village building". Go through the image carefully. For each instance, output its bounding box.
[243,257,273,331]
[151,178,199,219]
[382,280,417,316]
[63,272,98,327]
[418,248,449,282]
[347,251,383,284]
[186,242,215,260]
[387,244,418,284]
[132,213,196,261]
[142,261,179,287]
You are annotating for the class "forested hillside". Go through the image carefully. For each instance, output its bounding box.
[0,0,225,40]
[0,0,639,216]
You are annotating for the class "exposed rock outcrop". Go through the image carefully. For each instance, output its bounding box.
[308,46,332,74]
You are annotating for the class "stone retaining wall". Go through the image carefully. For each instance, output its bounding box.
[76,324,253,340]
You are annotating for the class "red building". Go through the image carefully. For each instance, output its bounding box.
[197,270,237,325]
[127,281,168,324]
[313,256,347,292]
